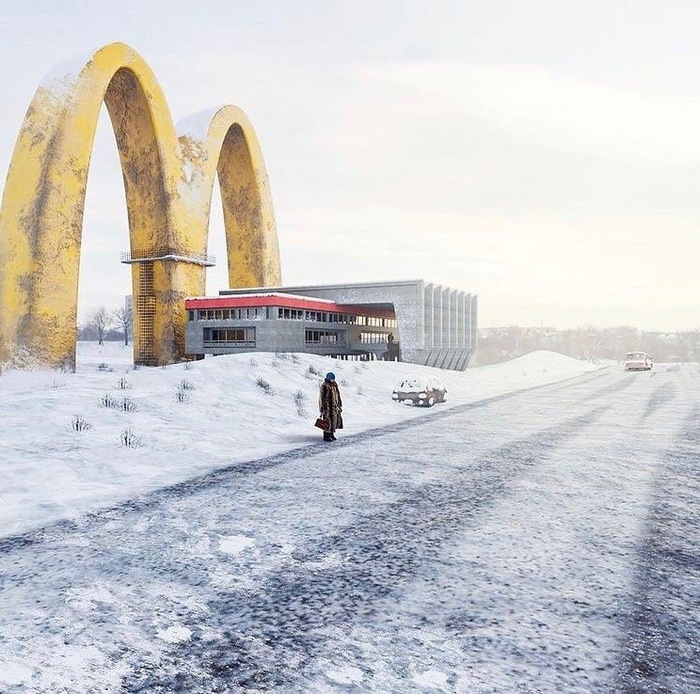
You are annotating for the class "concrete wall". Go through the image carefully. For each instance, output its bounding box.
[410,282,477,369]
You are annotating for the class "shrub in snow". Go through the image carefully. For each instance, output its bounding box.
[50,380,66,389]
[248,356,258,367]
[307,365,321,377]
[175,390,191,403]
[97,362,112,372]
[179,379,195,391]
[118,397,137,413]
[340,378,349,387]
[275,352,290,361]
[120,428,142,448]
[293,390,308,418]
[115,377,132,390]
[356,385,365,396]
[256,376,275,395]
[71,414,91,432]
[183,361,193,370]
[100,393,118,409]
[291,354,300,364]
[271,358,280,369]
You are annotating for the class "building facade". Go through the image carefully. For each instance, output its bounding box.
[185,280,478,370]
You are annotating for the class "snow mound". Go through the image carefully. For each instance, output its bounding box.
[489,349,601,375]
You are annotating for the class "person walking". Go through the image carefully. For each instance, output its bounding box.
[319,371,343,441]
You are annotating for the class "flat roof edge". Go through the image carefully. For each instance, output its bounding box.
[186,291,335,303]
[220,279,425,294]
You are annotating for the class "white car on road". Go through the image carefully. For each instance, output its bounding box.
[624,351,653,371]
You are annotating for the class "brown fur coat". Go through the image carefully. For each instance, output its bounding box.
[319,379,343,431]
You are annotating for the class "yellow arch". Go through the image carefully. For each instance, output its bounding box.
[177,105,281,290]
[0,42,281,369]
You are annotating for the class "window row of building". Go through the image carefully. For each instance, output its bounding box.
[203,328,256,347]
[305,329,341,345]
[284,310,395,327]
[359,332,390,344]
[204,329,393,348]
[203,327,359,348]
[190,308,261,321]
[189,306,396,327]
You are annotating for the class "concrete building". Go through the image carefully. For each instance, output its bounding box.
[185,280,478,371]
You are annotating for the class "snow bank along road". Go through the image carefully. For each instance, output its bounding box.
[0,364,698,693]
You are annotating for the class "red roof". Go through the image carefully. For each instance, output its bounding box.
[184,293,395,319]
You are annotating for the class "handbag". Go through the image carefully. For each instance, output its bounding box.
[314,417,329,430]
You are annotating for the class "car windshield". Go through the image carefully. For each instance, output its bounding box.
[399,378,423,390]
[626,352,646,359]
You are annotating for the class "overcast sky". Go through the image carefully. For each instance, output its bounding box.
[1,0,699,330]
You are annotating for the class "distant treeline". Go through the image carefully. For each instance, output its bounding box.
[473,326,700,366]
[77,325,125,342]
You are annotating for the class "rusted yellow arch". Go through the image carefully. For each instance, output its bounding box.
[177,105,281,290]
[0,42,281,370]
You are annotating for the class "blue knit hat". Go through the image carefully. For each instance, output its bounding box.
[325,372,335,381]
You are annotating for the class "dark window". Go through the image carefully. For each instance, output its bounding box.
[305,329,342,346]
[203,327,256,347]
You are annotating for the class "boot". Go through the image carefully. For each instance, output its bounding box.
[323,432,333,442]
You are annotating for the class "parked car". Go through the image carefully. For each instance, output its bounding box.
[392,376,447,407]
[624,351,653,371]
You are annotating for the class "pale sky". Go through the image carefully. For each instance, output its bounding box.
[1,0,699,331]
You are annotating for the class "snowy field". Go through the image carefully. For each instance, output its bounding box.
[0,342,599,537]
[0,344,698,692]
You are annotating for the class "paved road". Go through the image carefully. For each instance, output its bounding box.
[0,365,698,693]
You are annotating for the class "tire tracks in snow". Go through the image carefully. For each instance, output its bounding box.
[641,382,677,422]
[121,404,608,692]
[539,368,635,406]
[585,373,636,402]
[616,407,700,693]
[0,373,610,558]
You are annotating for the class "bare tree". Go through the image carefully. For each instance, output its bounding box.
[113,306,132,346]
[89,307,111,346]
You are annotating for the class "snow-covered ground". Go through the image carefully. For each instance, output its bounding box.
[0,342,599,538]
[1,345,698,693]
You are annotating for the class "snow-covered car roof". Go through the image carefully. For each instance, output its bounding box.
[396,377,446,390]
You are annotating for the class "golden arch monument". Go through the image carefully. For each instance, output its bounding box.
[0,42,281,369]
